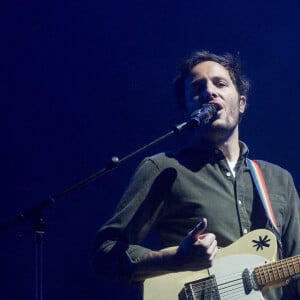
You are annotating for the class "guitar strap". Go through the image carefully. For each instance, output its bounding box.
[246,158,283,257]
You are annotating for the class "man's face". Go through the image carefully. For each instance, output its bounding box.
[184,61,246,139]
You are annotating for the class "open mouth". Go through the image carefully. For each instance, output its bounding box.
[208,102,223,119]
[209,102,223,111]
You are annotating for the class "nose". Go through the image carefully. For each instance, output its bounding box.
[202,82,217,102]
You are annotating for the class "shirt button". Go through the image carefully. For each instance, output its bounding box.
[238,200,242,205]
[243,228,248,234]
[225,171,231,177]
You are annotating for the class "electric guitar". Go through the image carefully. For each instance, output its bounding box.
[143,229,300,299]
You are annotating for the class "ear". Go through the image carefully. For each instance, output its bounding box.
[239,95,247,113]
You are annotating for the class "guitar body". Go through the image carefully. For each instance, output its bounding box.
[143,229,279,300]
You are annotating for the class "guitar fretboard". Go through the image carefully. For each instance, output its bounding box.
[253,255,300,286]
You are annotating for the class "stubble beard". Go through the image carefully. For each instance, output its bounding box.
[194,120,238,146]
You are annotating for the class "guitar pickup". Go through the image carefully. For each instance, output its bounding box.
[184,275,220,300]
[242,268,259,294]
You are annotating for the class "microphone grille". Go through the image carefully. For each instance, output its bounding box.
[189,104,217,128]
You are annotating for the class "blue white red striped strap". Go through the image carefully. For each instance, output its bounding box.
[246,158,280,234]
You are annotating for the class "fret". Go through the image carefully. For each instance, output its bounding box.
[292,257,297,274]
[253,255,300,287]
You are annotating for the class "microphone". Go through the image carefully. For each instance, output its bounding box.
[189,104,217,128]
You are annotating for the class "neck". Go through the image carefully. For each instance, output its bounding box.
[219,141,240,163]
[217,127,240,163]
[195,125,241,163]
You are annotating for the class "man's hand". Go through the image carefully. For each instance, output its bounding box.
[174,218,218,271]
[132,218,217,281]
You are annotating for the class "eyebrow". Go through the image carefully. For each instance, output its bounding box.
[190,76,229,86]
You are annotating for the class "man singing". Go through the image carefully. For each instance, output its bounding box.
[93,50,300,299]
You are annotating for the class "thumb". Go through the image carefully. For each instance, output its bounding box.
[189,218,207,240]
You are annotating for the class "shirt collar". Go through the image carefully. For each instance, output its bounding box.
[186,140,249,163]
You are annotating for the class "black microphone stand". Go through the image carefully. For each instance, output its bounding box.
[0,119,190,300]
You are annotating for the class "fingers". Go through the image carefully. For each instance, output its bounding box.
[206,237,218,261]
[176,219,218,271]
[210,240,218,260]
[189,218,207,241]
[194,233,217,255]
[194,234,218,268]
[192,219,218,262]
[181,219,218,254]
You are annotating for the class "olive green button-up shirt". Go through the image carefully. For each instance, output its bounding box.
[94,142,300,299]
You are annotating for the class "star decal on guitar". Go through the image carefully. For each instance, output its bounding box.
[252,235,271,251]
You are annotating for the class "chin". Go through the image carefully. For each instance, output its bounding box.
[195,122,234,141]
[210,118,225,126]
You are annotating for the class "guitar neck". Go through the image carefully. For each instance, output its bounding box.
[254,255,300,287]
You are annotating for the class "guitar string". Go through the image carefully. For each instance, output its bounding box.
[191,278,242,293]
[187,272,250,299]
[191,280,246,300]
[189,256,300,291]
[189,261,295,290]
[212,256,299,300]
[186,256,300,299]
[189,279,242,294]
[187,270,242,289]
[189,261,300,300]
[191,287,246,300]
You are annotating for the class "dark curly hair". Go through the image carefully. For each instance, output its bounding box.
[174,50,250,112]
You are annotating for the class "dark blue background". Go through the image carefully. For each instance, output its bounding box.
[1,1,300,299]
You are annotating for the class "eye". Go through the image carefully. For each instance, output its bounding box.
[189,86,203,98]
[215,80,228,88]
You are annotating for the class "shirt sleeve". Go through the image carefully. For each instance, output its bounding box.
[92,157,170,282]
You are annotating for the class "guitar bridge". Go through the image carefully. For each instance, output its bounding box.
[184,275,220,300]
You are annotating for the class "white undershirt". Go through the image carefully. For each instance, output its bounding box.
[227,160,237,177]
